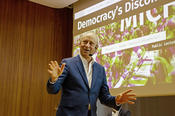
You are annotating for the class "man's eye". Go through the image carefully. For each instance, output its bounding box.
[83,41,87,44]
[90,43,95,46]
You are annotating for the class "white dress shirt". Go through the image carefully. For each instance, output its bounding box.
[79,54,94,88]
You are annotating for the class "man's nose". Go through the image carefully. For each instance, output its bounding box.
[85,42,90,47]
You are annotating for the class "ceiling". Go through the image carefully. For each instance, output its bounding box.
[29,0,79,8]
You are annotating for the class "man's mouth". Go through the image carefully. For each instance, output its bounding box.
[84,49,90,52]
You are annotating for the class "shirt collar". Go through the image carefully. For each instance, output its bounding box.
[79,53,94,65]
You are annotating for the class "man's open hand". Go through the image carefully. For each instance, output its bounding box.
[48,61,65,82]
[115,89,136,105]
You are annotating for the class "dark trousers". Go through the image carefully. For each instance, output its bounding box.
[88,110,91,116]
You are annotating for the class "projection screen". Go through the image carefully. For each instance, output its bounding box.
[73,0,175,97]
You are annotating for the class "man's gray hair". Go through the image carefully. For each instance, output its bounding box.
[79,31,99,46]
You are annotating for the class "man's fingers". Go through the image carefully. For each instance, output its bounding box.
[48,64,54,70]
[48,69,52,74]
[127,94,136,97]
[127,101,135,104]
[60,63,66,72]
[51,61,56,67]
[128,97,137,101]
[54,61,59,67]
[123,89,133,95]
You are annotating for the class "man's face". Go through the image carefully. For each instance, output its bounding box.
[79,36,98,59]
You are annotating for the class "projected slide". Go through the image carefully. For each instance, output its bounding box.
[73,0,175,96]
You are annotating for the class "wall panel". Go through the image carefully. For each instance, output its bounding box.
[0,0,73,116]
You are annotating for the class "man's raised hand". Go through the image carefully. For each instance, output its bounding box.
[115,89,136,105]
[48,61,66,82]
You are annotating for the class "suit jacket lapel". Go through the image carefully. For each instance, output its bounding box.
[75,55,89,89]
[91,63,98,89]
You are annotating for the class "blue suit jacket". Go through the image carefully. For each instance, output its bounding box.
[47,55,120,116]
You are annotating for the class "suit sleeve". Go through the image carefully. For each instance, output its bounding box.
[98,67,121,111]
[47,59,69,94]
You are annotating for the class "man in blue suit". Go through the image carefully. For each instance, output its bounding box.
[47,32,136,116]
